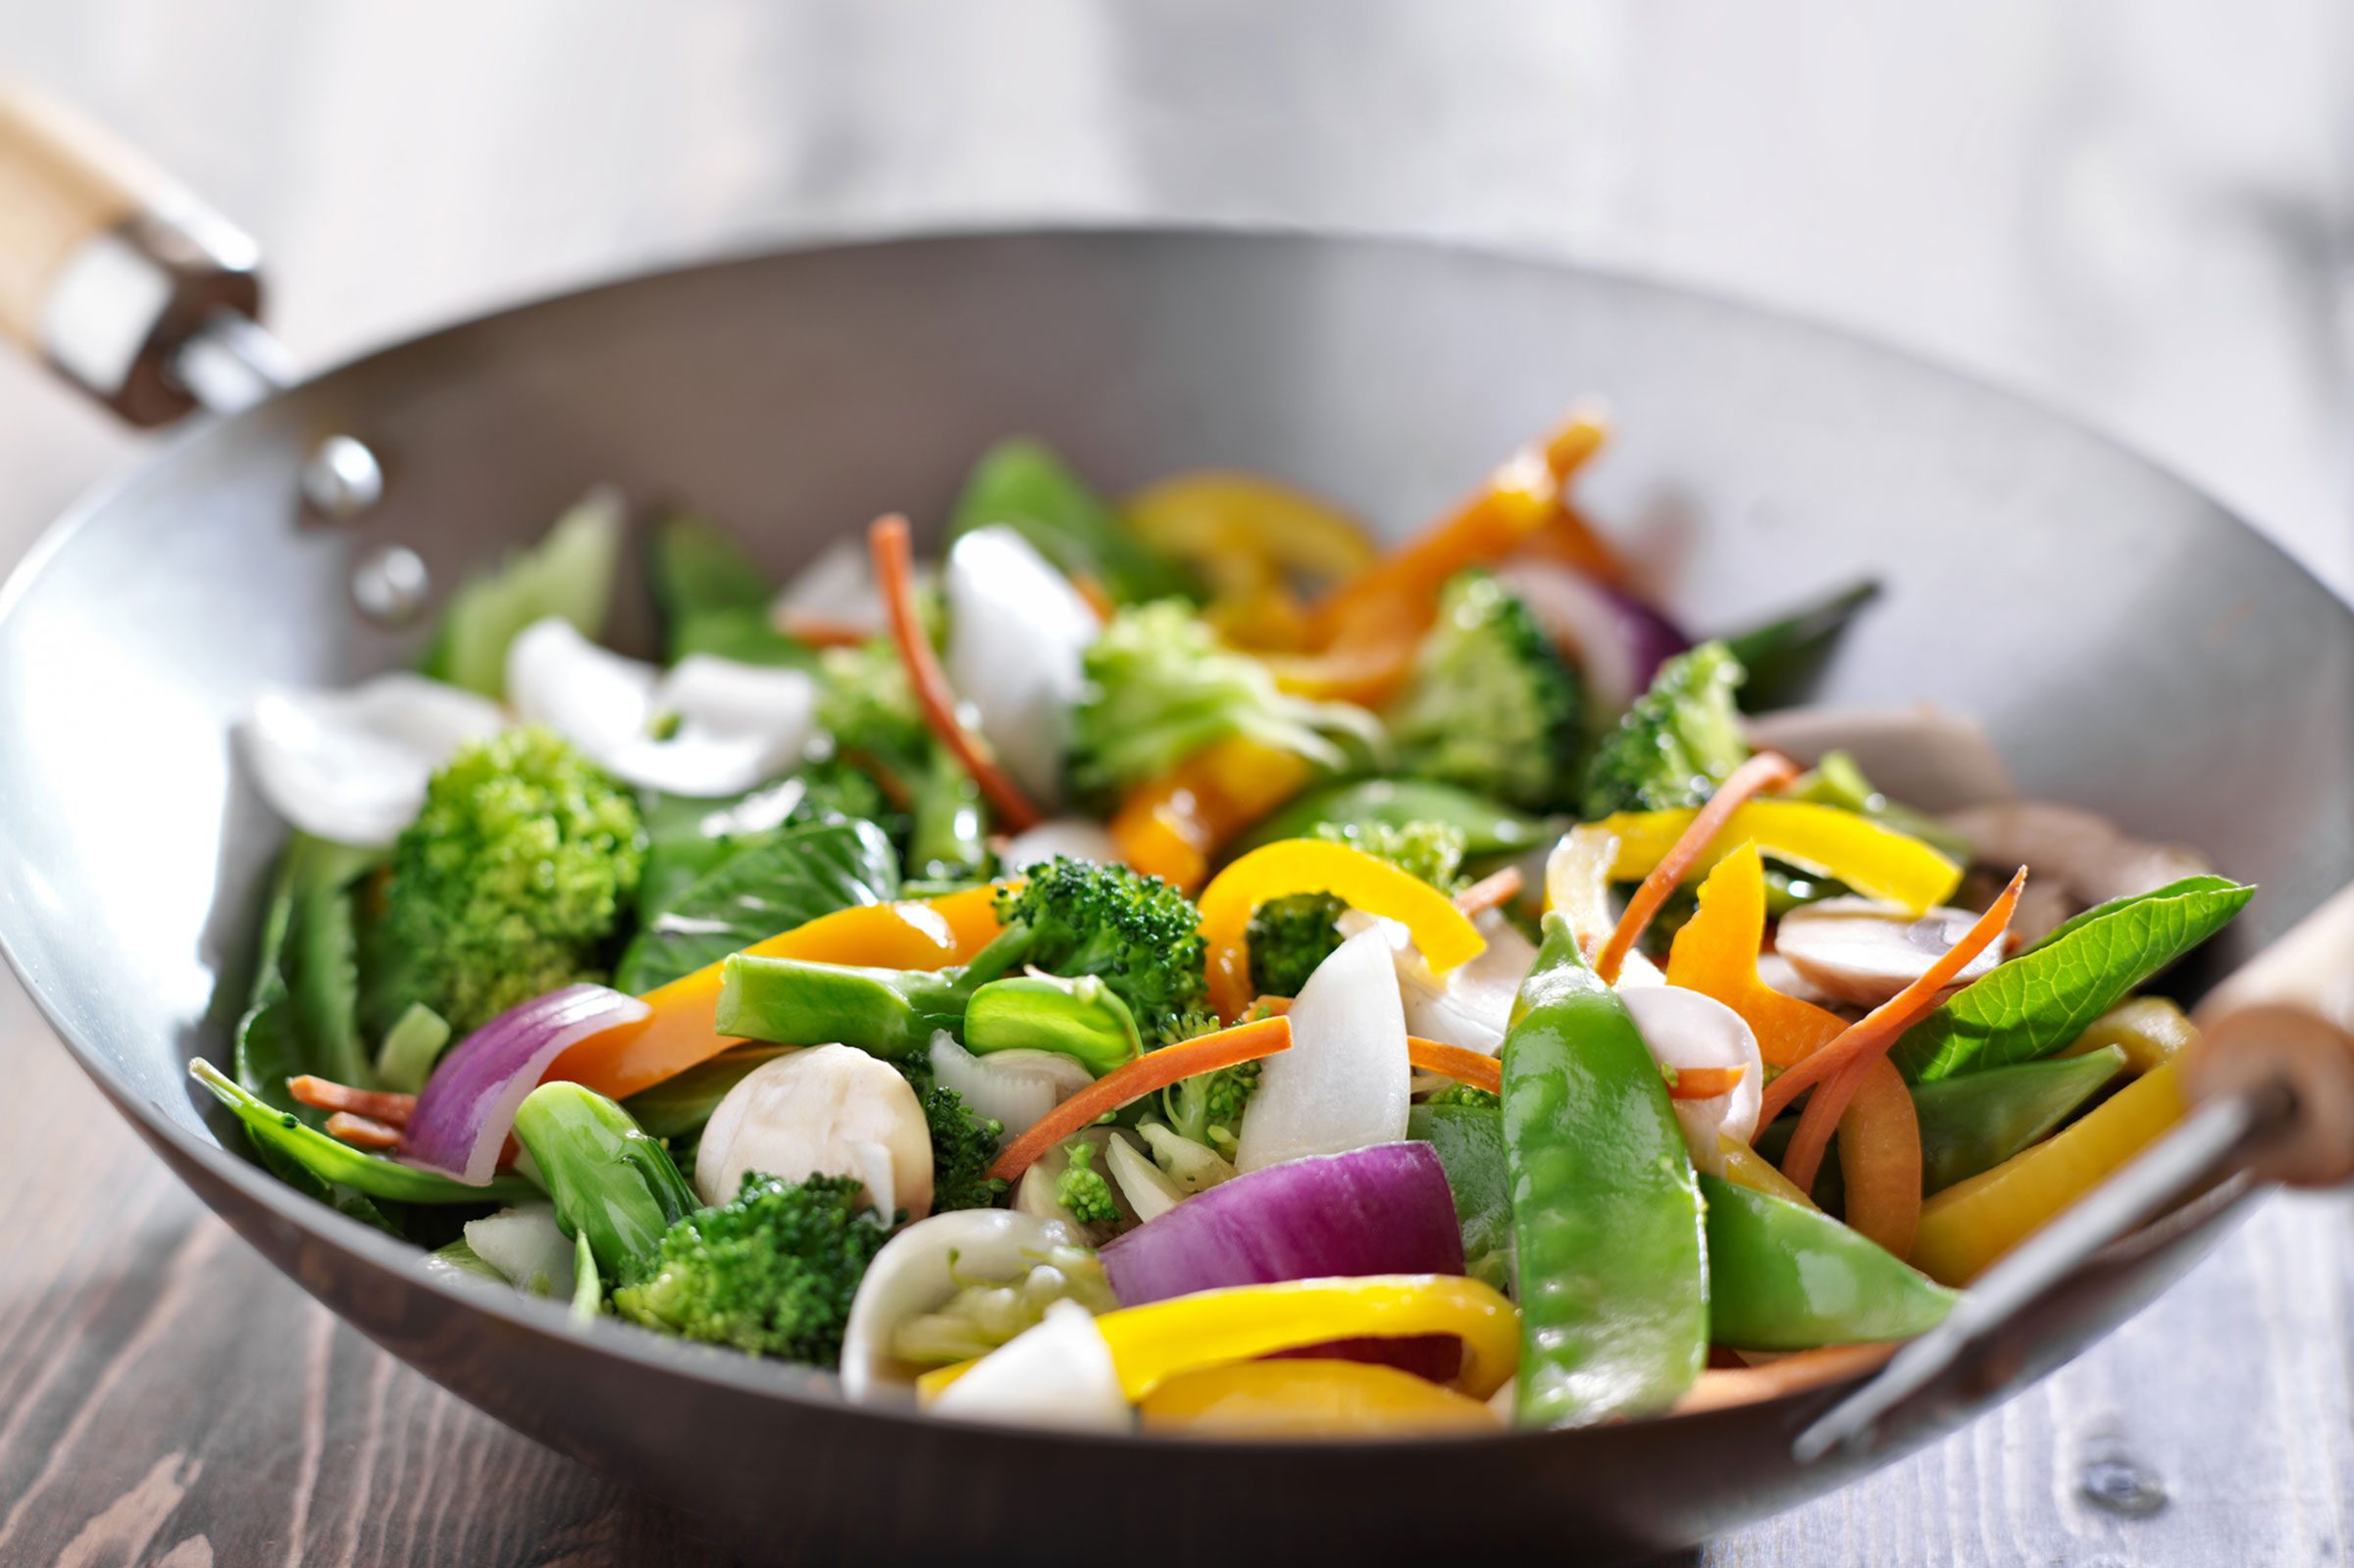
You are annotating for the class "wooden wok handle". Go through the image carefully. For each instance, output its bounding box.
[2186,883,2354,1187]
[0,90,264,425]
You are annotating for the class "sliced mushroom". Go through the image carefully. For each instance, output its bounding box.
[1619,986,1765,1172]
[695,1044,936,1218]
[1773,896,2000,1008]
[1743,704,2016,811]
[1942,800,2211,910]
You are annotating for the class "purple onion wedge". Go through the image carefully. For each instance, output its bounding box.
[1499,559,1691,715]
[403,984,650,1184]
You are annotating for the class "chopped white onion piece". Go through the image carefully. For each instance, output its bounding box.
[1104,1133,1186,1224]
[1235,929,1410,1174]
[1343,907,1537,1056]
[944,527,1098,805]
[841,1209,1090,1402]
[241,673,504,846]
[928,1034,1094,1144]
[506,617,814,796]
[998,818,1123,871]
[1621,986,1766,1174]
[930,1299,1130,1433]
[462,1204,576,1297]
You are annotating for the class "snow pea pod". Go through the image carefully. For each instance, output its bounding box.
[1406,1101,1514,1296]
[1502,914,1707,1426]
[1702,1175,1957,1350]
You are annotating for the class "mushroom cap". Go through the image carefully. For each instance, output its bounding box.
[1774,895,2001,1008]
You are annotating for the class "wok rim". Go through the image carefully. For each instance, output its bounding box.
[0,219,2335,1461]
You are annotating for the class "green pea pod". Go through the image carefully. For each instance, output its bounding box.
[963,974,1143,1076]
[511,1082,697,1279]
[1234,778,1554,859]
[1759,1044,2127,1203]
[1406,1101,1513,1296]
[717,954,969,1057]
[1702,1175,1958,1349]
[189,1058,536,1206]
[1503,913,1708,1427]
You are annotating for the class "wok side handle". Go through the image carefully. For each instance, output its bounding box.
[0,89,276,426]
[2187,882,2354,1186]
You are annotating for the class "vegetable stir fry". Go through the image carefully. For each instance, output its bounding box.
[218,413,2253,1438]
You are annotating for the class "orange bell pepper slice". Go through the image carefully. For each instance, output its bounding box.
[1197,839,1485,1020]
[549,885,1002,1101]
[1835,1055,1923,1260]
[1663,843,1846,1067]
[1108,737,1315,893]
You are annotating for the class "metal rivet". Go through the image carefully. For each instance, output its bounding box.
[302,434,385,519]
[352,544,430,626]
[2080,1455,2167,1518]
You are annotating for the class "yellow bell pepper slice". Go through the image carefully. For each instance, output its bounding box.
[1594,800,1963,914]
[918,1274,1520,1405]
[1911,1057,2187,1285]
[1139,1359,1503,1439]
[1663,843,1847,1066]
[550,885,1003,1100]
[2058,996,2197,1077]
[1108,737,1316,893]
[1198,839,1486,1019]
[1717,1134,1820,1210]
[1122,473,1378,599]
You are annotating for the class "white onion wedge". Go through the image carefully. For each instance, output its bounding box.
[840,1208,1089,1402]
[944,527,1098,805]
[462,1204,576,1297]
[1343,907,1538,1056]
[241,673,504,846]
[1234,929,1409,1174]
[930,1299,1130,1433]
[999,818,1123,870]
[1622,986,1765,1174]
[506,617,814,796]
[1104,1134,1187,1224]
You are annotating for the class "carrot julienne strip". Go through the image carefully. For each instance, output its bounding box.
[1451,865,1523,918]
[1596,752,1801,984]
[325,1111,403,1150]
[869,514,1043,832]
[1770,867,2027,1189]
[1666,1065,1747,1101]
[1407,1037,1502,1095]
[988,1017,1294,1184]
[774,615,875,648]
[1671,1341,1898,1414]
[288,1075,417,1127]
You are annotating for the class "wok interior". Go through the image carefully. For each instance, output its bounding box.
[2,228,2349,1425]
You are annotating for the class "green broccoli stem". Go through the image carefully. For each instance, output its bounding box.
[511,1082,697,1280]
[716,955,976,1057]
[963,974,1143,1076]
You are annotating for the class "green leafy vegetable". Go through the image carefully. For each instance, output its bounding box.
[635,762,895,923]
[375,1002,451,1095]
[1406,1100,1512,1295]
[1714,579,1880,712]
[423,490,626,698]
[948,437,1200,605]
[1893,876,2255,1081]
[623,1044,793,1140]
[614,818,899,993]
[650,513,814,669]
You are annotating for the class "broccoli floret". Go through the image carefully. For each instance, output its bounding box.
[1578,641,1751,820]
[1240,820,1468,999]
[1053,1141,1122,1225]
[382,727,644,1033]
[610,1172,892,1364]
[1070,600,1382,799]
[1386,571,1583,811]
[990,858,1209,1046]
[817,638,930,791]
[916,1082,1007,1213]
[1161,1057,1262,1160]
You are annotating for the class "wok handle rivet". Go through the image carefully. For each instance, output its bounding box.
[303,433,384,519]
[351,543,429,627]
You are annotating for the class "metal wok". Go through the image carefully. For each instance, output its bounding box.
[0,117,2349,1568]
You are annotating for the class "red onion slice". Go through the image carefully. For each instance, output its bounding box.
[1100,1141,1466,1381]
[403,984,650,1184]
[1498,560,1691,715]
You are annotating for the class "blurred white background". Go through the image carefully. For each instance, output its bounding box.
[5,0,2349,595]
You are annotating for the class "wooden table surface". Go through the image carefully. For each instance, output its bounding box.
[4,5,2350,1564]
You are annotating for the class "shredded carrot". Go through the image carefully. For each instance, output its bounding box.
[1666,1065,1748,1101]
[1770,868,2028,1189]
[288,1075,417,1127]
[1833,1056,1923,1258]
[1407,1037,1502,1095]
[869,515,1043,832]
[775,614,875,649]
[325,1111,403,1150]
[1596,752,1801,984]
[1671,1341,1898,1414]
[1451,865,1523,918]
[1069,573,1115,624]
[988,1017,1294,1183]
